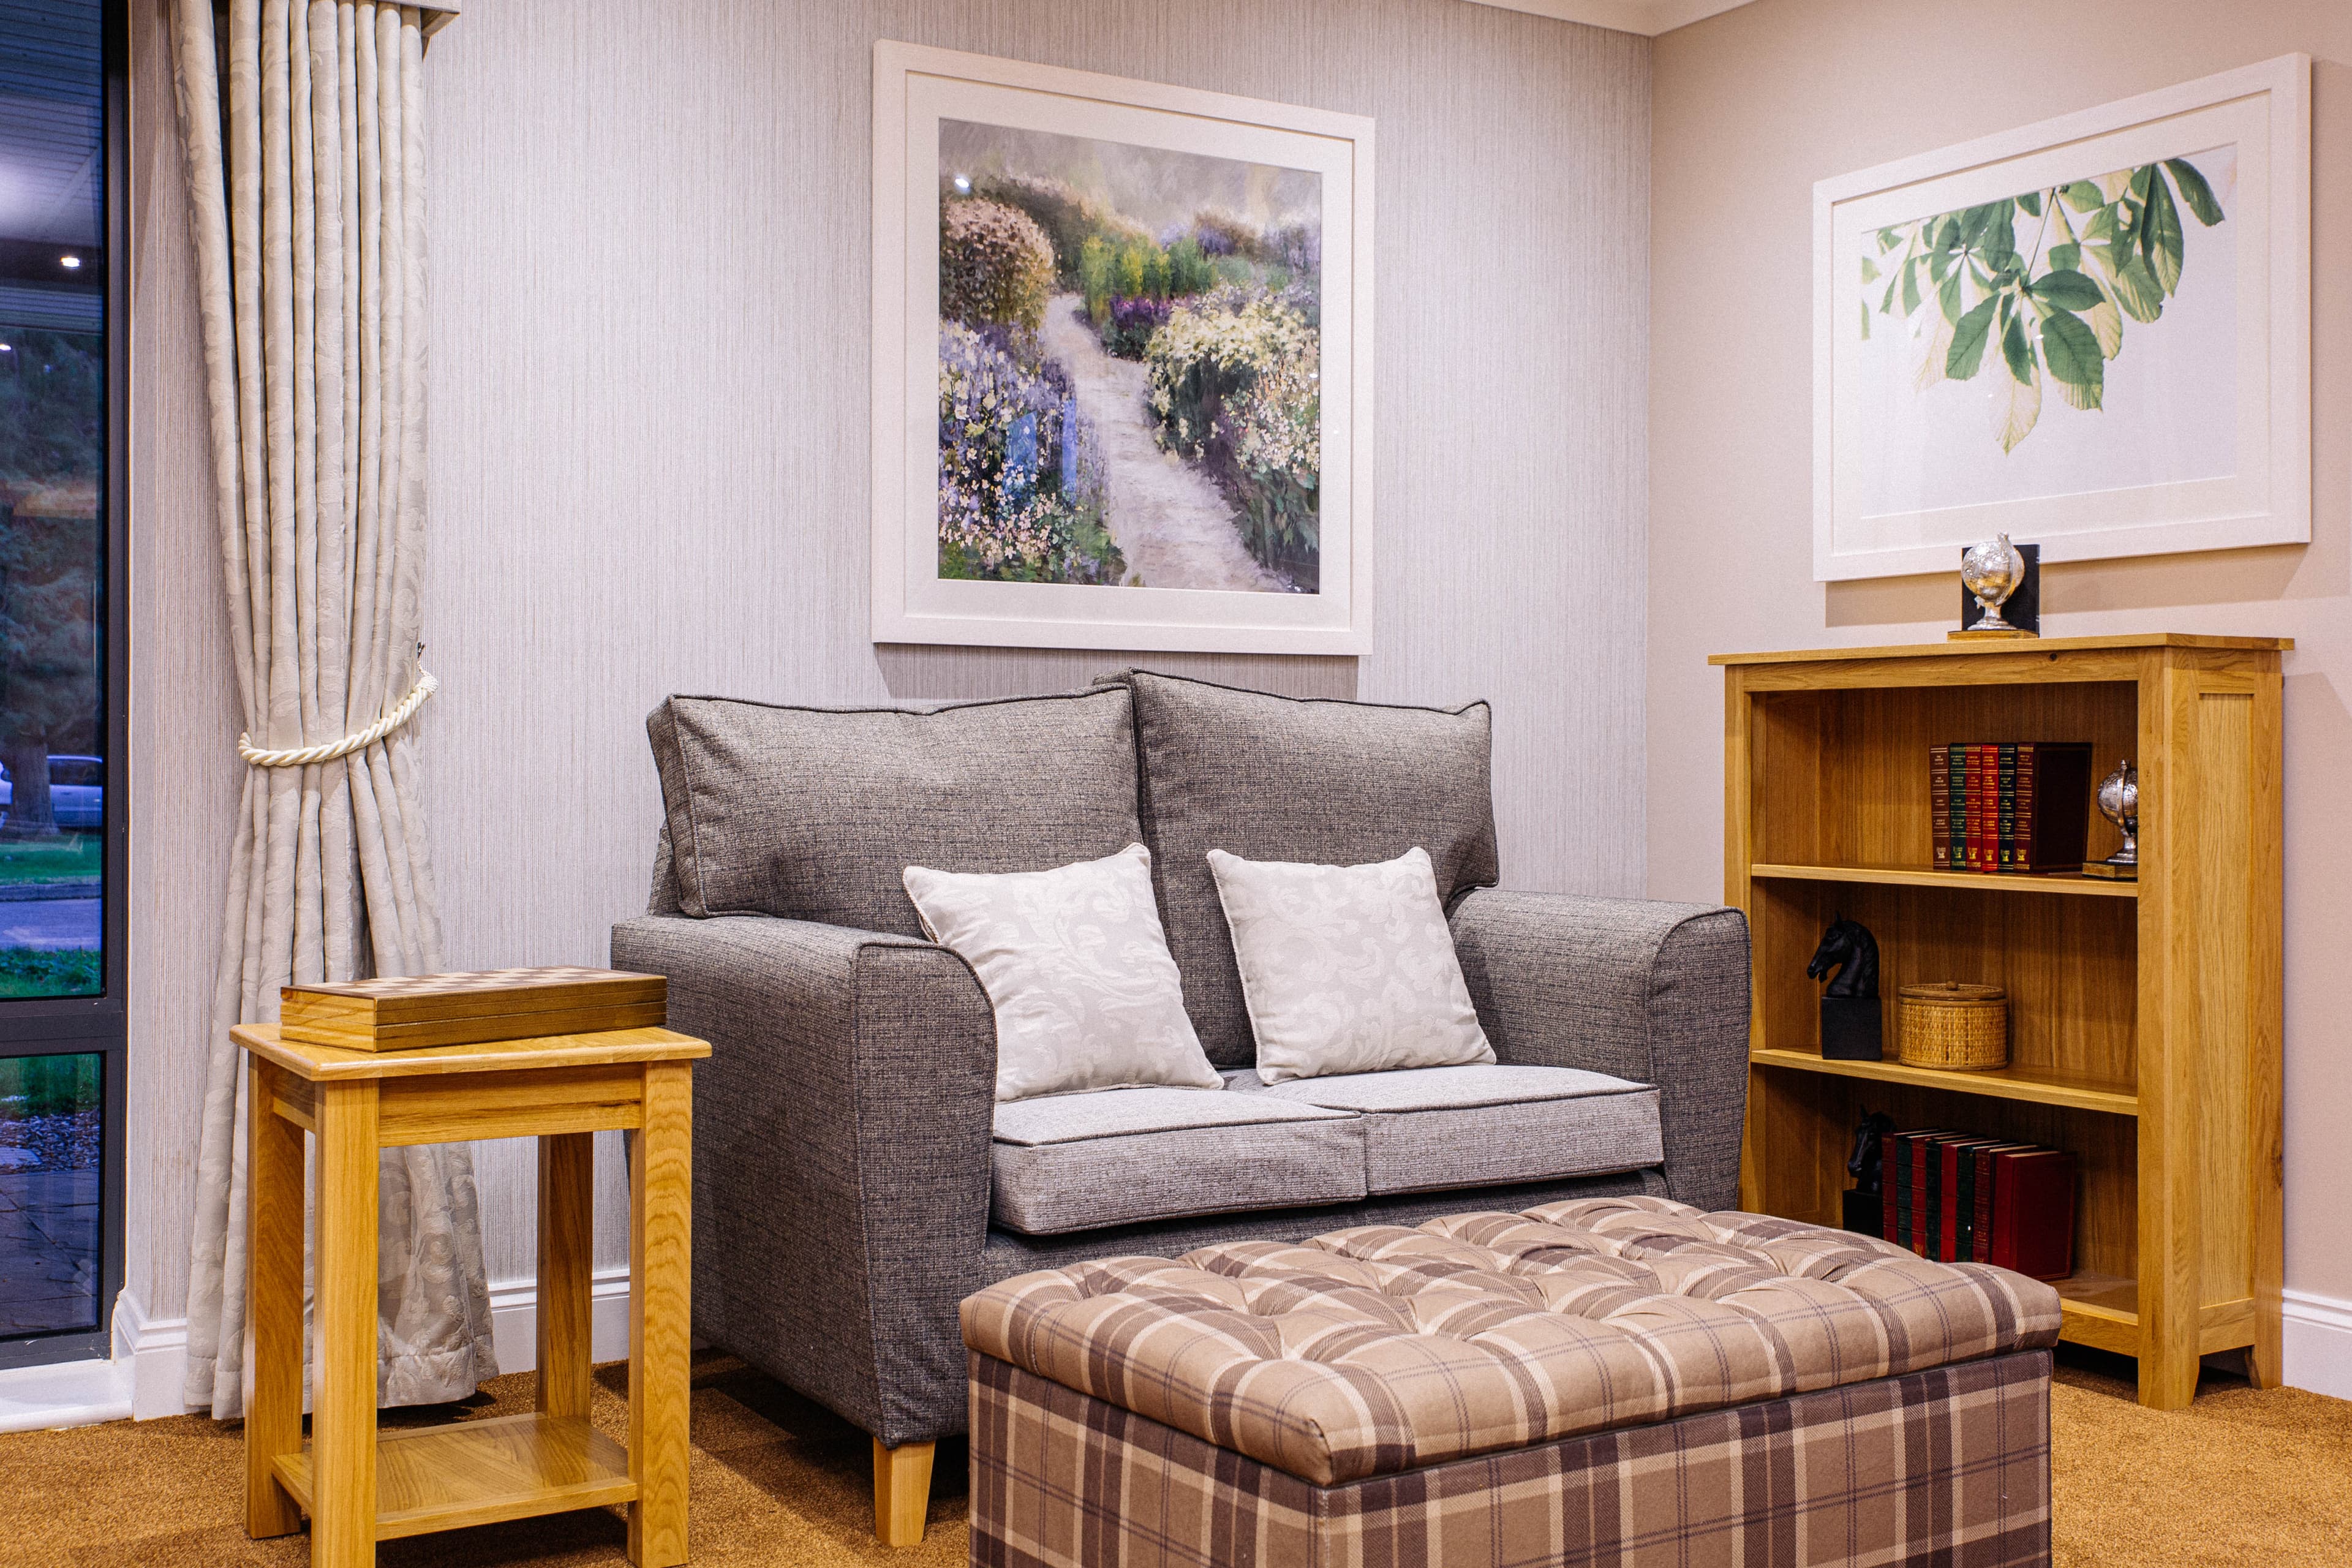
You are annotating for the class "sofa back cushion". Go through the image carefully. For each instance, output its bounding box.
[647,687,1142,933]
[1102,671,1500,1065]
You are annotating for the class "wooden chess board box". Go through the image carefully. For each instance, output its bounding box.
[279,967,668,1052]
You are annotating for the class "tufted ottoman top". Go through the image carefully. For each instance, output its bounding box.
[960,1194,2062,1486]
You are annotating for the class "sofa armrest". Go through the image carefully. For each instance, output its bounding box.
[610,911,997,1447]
[1449,889,1749,1211]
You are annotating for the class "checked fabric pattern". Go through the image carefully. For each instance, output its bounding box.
[959,1194,2062,1487]
[969,1348,2054,1568]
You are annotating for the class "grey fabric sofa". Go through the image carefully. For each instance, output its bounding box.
[609,670,1749,1534]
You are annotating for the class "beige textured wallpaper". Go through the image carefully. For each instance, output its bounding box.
[126,0,1653,1325]
[1648,1,2352,1338]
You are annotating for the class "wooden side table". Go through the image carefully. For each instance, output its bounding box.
[233,1022,712,1567]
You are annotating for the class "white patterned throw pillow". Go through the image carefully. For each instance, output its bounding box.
[1207,846,1496,1084]
[903,843,1222,1102]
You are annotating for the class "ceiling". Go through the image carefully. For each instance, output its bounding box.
[0,0,102,333]
[1462,0,1759,37]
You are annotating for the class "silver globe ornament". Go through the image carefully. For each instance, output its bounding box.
[2090,759,2138,878]
[2097,760,2138,863]
[1961,533,2027,633]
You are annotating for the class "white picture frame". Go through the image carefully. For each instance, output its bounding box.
[871,42,1376,652]
[1813,55,2309,582]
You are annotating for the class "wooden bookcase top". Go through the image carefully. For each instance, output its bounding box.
[1710,633,2292,666]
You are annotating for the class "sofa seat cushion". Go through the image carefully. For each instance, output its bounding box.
[1226,1063,1662,1194]
[960,1194,2067,1485]
[991,1087,1366,1237]
[646,687,1140,930]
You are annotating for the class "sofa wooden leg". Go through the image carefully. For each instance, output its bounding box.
[873,1438,936,1547]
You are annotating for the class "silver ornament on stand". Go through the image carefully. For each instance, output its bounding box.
[1960,533,2027,634]
[2084,760,2138,880]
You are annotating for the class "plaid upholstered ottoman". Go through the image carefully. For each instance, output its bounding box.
[962,1195,2061,1567]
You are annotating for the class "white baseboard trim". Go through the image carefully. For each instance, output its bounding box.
[488,1265,635,1375]
[2283,1287,2352,1400]
[0,1354,130,1434]
[0,1265,639,1435]
[113,1291,191,1421]
[86,1272,631,1425]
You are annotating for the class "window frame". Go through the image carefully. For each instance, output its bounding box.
[0,0,130,1372]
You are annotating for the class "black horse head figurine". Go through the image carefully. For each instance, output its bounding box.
[1847,1110,1896,1195]
[1807,915,1879,1000]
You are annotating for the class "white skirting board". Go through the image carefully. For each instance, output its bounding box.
[97,1272,634,1426]
[113,1289,189,1422]
[51,1278,2350,1428]
[0,1353,130,1434]
[486,1264,636,1375]
[2283,1288,2352,1401]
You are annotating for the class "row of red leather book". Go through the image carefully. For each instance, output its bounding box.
[1881,1128,2075,1280]
[1928,741,2094,874]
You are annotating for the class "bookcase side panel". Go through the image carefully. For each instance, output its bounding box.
[2176,670,2271,1350]
[2136,652,2203,1409]
[2248,663,2286,1386]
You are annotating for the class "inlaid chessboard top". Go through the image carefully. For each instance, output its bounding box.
[1710,633,2292,666]
[285,965,662,1012]
[232,1022,710,1081]
[280,966,669,1051]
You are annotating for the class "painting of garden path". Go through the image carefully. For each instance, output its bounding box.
[937,121,1322,594]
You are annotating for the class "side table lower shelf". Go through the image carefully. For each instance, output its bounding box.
[273,1412,638,1541]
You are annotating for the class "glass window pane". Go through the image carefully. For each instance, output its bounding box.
[0,0,107,1000]
[0,1051,102,1336]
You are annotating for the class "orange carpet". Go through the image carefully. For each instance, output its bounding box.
[3,1347,2349,1565]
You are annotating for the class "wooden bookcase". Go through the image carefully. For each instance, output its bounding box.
[1714,635,2288,1409]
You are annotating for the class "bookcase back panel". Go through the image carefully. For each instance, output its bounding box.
[1754,879,2137,1091]
[1751,682,2137,869]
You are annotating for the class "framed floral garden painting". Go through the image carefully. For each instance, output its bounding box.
[1812,55,2308,581]
[871,43,1374,652]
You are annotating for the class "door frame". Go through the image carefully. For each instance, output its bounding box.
[0,0,130,1372]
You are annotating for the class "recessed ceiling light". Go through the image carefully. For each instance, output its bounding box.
[952,175,971,194]
[59,255,81,269]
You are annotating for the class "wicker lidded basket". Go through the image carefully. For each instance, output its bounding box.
[1898,982,2009,1071]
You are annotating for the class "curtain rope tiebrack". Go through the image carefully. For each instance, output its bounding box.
[236,669,439,767]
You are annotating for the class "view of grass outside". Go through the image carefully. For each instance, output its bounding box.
[0,831,99,884]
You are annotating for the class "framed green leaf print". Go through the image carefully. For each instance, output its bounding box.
[1813,55,2309,582]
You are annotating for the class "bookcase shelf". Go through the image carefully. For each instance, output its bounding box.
[2055,1273,2140,1355]
[1714,635,2287,1411]
[1749,1045,2138,1117]
[1750,862,2138,899]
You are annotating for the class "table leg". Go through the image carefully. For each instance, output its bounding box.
[537,1133,595,1419]
[244,1058,305,1538]
[627,1062,692,1567]
[314,1080,382,1567]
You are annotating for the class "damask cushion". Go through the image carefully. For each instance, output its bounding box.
[904,844,1221,1101]
[1097,671,1499,1065]
[1207,846,1496,1083]
[645,687,1140,931]
[989,1086,1365,1235]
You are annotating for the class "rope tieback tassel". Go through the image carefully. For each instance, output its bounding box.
[238,669,440,768]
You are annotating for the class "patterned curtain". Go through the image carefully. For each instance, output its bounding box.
[168,0,496,1417]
